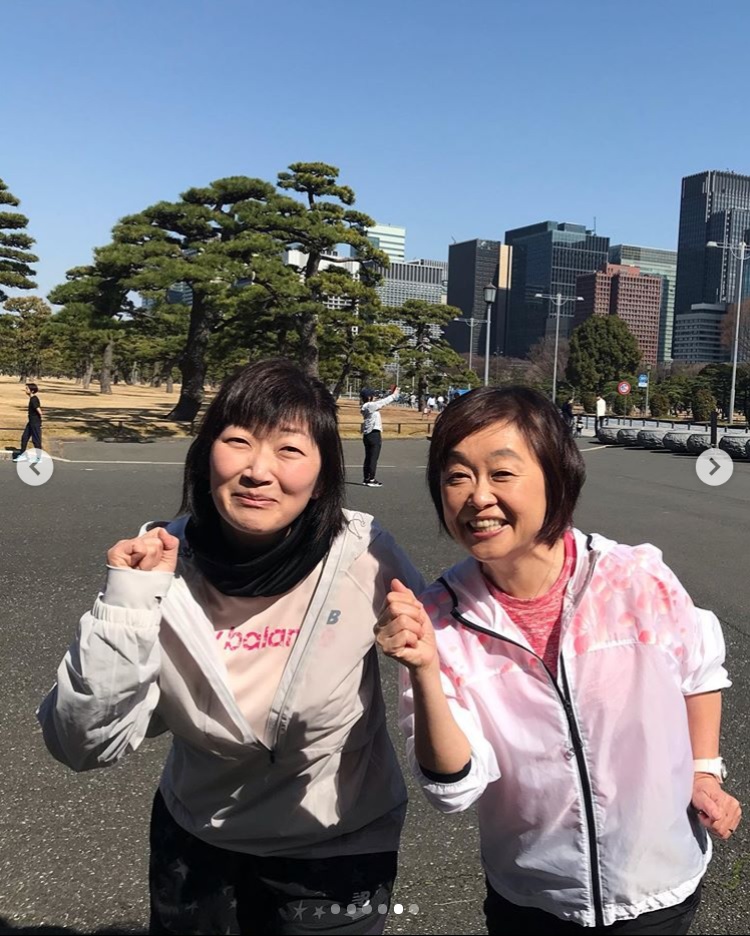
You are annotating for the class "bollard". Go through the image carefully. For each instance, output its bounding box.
[710,411,717,447]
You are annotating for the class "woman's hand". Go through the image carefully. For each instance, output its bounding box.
[107,527,180,573]
[692,775,742,840]
[375,579,437,672]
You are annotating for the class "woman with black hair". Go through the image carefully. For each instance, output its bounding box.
[39,359,423,935]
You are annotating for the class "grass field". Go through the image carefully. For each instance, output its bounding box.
[0,376,434,450]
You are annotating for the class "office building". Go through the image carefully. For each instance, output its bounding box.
[377,259,448,308]
[364,224,406,261]
[445,239,511,360]
[673,170,750,361]
[284,248,360,310]
[576,264,662,365]
[609,245,676,363]
[504,222,609,358]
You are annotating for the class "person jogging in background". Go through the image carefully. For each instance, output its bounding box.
[14,383,43,462]
[38,359,423,936]
[360,385,400,488]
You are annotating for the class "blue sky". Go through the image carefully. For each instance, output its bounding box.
[4,0,750,297]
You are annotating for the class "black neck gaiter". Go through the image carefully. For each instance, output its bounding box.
[185,505,332,598]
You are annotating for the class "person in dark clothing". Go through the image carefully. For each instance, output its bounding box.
[560,399,574,432]
[14,383,43,462]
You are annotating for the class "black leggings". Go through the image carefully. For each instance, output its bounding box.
[362,430,382,482]
[484,880,702,935]
[149,790,397,935]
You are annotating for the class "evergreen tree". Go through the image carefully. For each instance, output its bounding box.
[0,178,38,300]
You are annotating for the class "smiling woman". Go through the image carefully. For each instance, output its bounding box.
[376,386,741,935]
[38,358,424,936]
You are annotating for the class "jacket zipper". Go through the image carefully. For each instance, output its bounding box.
[440,552,605,928]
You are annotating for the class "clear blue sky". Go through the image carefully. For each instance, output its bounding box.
[5,0,750,297]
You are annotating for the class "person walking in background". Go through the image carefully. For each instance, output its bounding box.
[595,394,606,434]
[560,398,574,432]
[14,382,43,462]
[361,385,400,488]
[38,359,423,936]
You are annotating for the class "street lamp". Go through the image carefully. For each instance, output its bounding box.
[483,283,497,387]
[453,316,480,371]
[706,239,748,426]
[534,292,584,404]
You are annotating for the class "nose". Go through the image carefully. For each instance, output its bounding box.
[468,477,497,510]
[240,445,274,485]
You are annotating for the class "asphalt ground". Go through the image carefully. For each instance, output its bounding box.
[0,437,749,935]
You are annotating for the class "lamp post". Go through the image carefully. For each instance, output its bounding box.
[706,239,748,426]
[453,317,479,371]
[534,292,584,403]
[483,283,497,387]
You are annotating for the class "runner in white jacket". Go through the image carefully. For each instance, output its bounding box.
[376,386,741,934]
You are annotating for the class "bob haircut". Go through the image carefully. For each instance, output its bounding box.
[427,386,586,547]
[180,359,345,546]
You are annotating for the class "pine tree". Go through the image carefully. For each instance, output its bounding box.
[0,178,38,300]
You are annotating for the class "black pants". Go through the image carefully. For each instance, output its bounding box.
[362,430,382,482]
[149,790,397,935]
[484,881,702,935]
[19,420,42,452]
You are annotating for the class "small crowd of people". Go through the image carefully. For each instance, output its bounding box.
[37,360,740,935]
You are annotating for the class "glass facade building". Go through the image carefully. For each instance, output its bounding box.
[446,239,509,358]
[364,225,406,261]
[673,171,750,361]
[609,245,676,363]
[504,222,609,358]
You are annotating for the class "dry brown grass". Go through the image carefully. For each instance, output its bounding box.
[0,376,433,448]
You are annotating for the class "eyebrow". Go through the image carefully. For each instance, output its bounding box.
[446,447,523,465]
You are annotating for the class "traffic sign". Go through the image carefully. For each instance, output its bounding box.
[637,373,649,388]
[617,381,631,395]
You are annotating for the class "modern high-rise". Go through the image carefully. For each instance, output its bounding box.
[609,245,676,363]
[673,170,750,361]
[576,264,662,365]
[377,259,448,308]
[504,222,609,359]
[364,224,406,261]
[445,239,511,360]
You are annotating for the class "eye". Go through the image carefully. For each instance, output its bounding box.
[281,445,305,455]
[444,470,470,484]
[492,470,515,479]
[226,436,249,445]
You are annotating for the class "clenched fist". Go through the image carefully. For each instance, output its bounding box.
[375,578,437,672]
[107,527,180,574]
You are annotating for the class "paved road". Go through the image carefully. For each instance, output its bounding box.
[1,439,748,934]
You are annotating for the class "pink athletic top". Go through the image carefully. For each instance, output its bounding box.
[483,531,576,677]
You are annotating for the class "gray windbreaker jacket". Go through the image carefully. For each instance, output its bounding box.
[38,510,424,858]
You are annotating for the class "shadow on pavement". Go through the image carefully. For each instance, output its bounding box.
[0,919,146,935]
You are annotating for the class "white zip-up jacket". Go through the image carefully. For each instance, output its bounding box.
[400,529,729,927]
[38,510,424,859]
[361,392,399,434]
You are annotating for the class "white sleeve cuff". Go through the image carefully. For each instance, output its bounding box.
[101,566,175,610]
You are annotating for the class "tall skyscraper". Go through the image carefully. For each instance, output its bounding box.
[673,170,750,361]
[445,239,511,359]
[376,259,448,308]
[576,264,662,365]
[504,222,609,359]
[609,245,676,363]
[364,224,406,261]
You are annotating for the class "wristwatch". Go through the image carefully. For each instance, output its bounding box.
[693,757,727,783]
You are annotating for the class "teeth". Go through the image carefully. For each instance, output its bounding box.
[470,519,506,530]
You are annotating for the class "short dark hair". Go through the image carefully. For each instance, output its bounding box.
[180,359,345,546]
[427,386,586,547]
[26,383,39,394]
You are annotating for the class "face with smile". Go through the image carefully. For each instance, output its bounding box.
[209,422,322,551]
[440,420,550,573]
